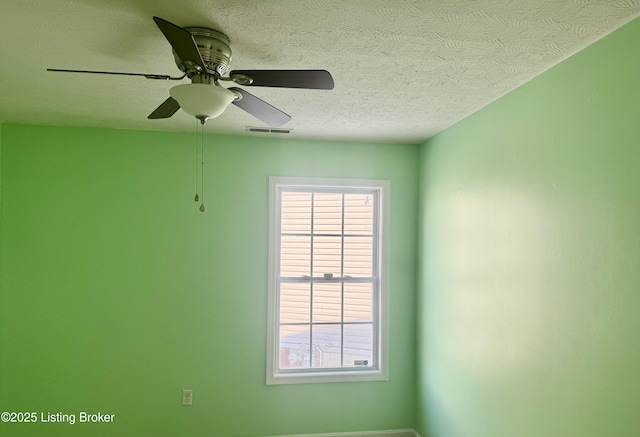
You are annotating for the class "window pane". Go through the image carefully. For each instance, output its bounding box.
[279,325,310,369]
[344,282,373,322]
[281,191,311,234]
[280,235,310,277]
[343,236,373,277]
[312,324,341,368]
[313,192,342,235]
[344,193,374,235]
[312,282,341,323]
[312,236,342,277]
[280,282,310,324]
[343,323,373,367]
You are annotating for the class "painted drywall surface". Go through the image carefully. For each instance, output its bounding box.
[417,16,640,437]
[0,122,2,343]
[0,125,418,437]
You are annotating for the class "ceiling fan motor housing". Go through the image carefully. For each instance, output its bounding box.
[174,27,232,78]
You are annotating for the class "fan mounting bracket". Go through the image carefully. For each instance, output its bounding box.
[174,27,232,78]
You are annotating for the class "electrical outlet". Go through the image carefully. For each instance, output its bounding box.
[182,389,193,406]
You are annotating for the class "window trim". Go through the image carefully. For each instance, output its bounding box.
[267,176,390,385]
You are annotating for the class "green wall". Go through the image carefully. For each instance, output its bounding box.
[0,126,418,437]
[417,16,640,437]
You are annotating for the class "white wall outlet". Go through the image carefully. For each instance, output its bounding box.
[182,389,193,406]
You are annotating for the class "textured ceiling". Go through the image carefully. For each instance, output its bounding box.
[0,0,638,144]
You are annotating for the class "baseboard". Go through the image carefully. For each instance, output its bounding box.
[265,428,420,437]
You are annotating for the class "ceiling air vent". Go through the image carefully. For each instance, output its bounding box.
[246,126,292,134]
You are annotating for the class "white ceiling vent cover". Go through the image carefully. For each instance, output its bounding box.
[246,126,292,134]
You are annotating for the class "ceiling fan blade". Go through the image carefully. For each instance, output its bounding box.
[153,16,206,72]
[148,97,181,119]
[229,87,291,127]
[229,70,334,90]
[47,68,173,80]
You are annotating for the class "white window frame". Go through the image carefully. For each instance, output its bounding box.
[267,176,390,384]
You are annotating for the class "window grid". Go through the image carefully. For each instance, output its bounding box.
[277,188,378,372]
[339,193,345,367]
[309,193,315,364]
[268,177,389,384]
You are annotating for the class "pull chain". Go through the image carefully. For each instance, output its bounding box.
[194,118,200,202]
[199,118,206,212]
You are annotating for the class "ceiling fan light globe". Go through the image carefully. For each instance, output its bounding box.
[169,83,235,120]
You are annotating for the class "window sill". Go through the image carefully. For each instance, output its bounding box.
[267,368,388,385]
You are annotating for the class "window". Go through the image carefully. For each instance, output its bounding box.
[267,177,389,384]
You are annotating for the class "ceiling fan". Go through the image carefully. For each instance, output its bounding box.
[47,16,334,126]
